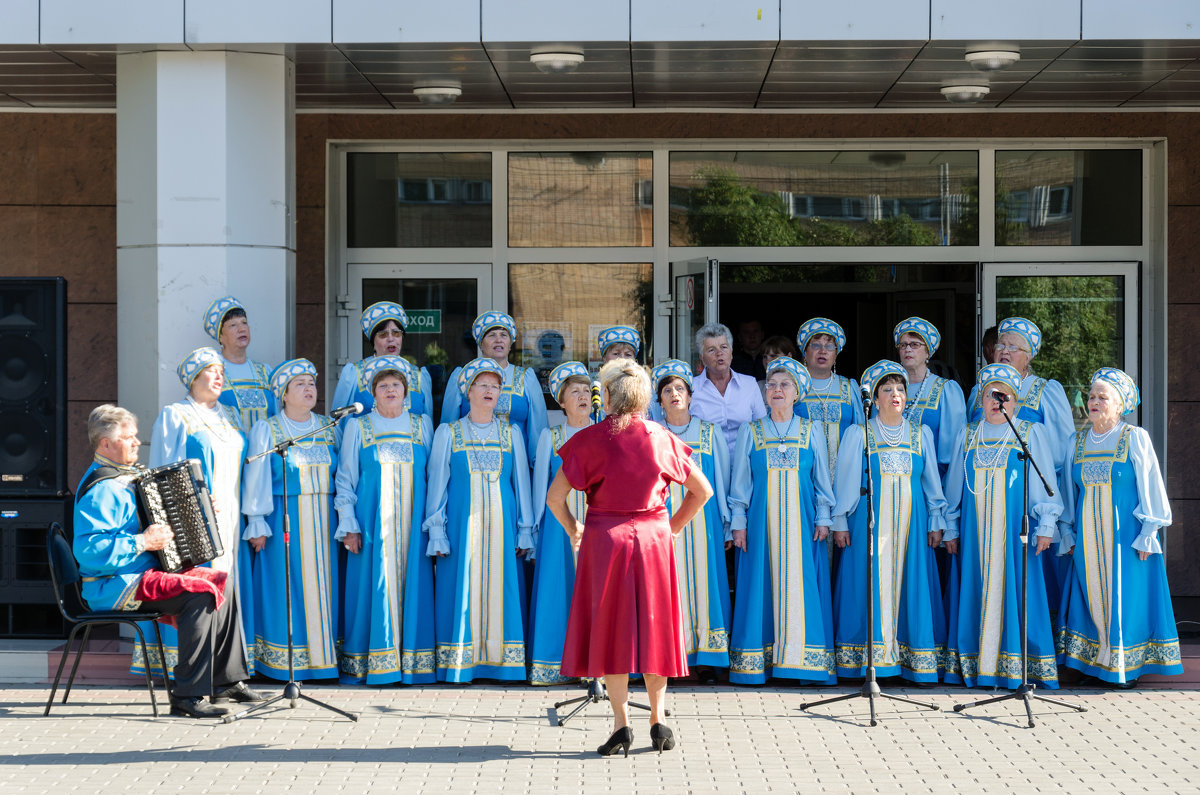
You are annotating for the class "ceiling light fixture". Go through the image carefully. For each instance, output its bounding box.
[530,49,585,75]
[966,49,1020,72]
[413,80,462,105]
[940,84,990,104]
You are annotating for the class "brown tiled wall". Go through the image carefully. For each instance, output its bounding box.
[4,109,1196,604]
[0,113,117,492]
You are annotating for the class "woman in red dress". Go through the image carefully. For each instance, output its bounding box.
[547,359,714,757]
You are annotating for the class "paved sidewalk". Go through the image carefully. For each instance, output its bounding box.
[2,683,1198,793]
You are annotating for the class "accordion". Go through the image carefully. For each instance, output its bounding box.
[134,459,224,573]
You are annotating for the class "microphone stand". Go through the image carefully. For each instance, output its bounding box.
[952,398,1085,728]
[225,412,358,723]
[802,391,939,726]
[552,381,663,726]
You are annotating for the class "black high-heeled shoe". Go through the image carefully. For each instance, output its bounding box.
[597,726,634,757]
[650,723,676,754]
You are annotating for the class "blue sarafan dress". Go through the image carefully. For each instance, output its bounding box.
[241,414,340,681]
[333,357,435,419]
[793,374,865,477]
[527,424,587,685]
[831,420,948,682]
[219,357,277,431]
[334,411,436,685]
[441,363,548,465]
[1056,424,1182,684]
[943,419,1063,689]
[133,398,253,678]
[660,417,732,668]
[905,374,967,480]
[424,418,534,682]
[728,417,836,685]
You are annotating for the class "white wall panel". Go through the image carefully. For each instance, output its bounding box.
[335,0,480,43]
[41,1,184,44]
[1083,0,1199,39]
[0,1,38,44]
[633,0,777,42]
[782,1,928,41]
[931,1,1080,40]
[185,0,332,43]
[482,0,628,42]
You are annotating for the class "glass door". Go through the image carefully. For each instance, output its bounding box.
[346,263,493,417]
[981,262,1139,428]
[669,257,719,369]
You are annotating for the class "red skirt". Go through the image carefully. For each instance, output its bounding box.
[560,508,688,678]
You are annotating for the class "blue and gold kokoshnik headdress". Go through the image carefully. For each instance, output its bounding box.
[269,358,318,400]
[361,302,409,338]
[458,357,506,397]
[997,317,1043,358]
[177,347,223,389]
[766,357,811,401]
[204,296,244,341]
[471,312,518,346]
[548,361,589,405]
[977,363,1022,396]
[796,317,847,354]
[363,355,417,390]
[861,360,907,398]
[1091,367,1140,415]
[597,326,641,357]
[893,316,941,356]
[651,359,693,392]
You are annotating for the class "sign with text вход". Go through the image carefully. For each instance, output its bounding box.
[407,309,441,334]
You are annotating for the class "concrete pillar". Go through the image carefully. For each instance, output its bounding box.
[116,50,295,432]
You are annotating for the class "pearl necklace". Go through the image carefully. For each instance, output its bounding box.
[1088,422,1121,447]
[279,412,319,447]
[903,375,931,421]
[767,414,796,452]
[874,417,906,447]
[963,421,1012,496]
[808,374,839,421]
[465,418,500,482]
[188,397,238,443]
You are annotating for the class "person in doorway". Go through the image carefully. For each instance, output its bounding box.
[441,312,548,464]
[981,325,999,365]
[204,296,276,431]
[731,318,766,381]
[688,322,767,457]
[756,335,798,408]
[333,301,435,419]
[73,404,262,718]
[549,359,713,756]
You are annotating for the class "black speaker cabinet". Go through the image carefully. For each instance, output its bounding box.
[0,497,68,637]
[0,277,68,497]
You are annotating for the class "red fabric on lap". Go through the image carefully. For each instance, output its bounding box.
[136,568,227,628]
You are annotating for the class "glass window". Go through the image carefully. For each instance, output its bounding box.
[508,263,654,407]
[995,150,1142,246]
[996,274,1127,429]
[347,153,492,247]
[668,150,979,246]
[508,152,653,247]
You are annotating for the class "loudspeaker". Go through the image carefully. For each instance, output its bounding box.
[0,277,68,497]
[0,496,69,637]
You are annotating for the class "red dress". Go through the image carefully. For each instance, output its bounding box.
[558,415,695,678]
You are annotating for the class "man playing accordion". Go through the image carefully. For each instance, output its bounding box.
[72,404,264,718]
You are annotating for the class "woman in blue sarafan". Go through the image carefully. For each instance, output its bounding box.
[133,347,254,678]
[943,364,1064,689]
[652,358,733,672]
[892,317,966,480]
[1056,368,1182,687]
[831,361,948,683]
[728,357,836,685]
[793,318,865,479]
[440,312,548,465]
[241,359,340,681]
[965,317,1076,621]
[426,358,535,682]
[527,361,593,685]
[333,301,435,419]
[335,355,436,685]
[204,296,277,432]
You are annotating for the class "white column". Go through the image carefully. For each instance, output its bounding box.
[116,50,295,430]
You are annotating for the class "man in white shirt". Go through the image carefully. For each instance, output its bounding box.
[689,322,767,456]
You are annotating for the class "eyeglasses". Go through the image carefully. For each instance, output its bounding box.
[472,382,501,392]
[993,343,1030,354]
[896,341,925,351]
[765,380,794,391]
[807,342,837,353]
[375,329,403,339]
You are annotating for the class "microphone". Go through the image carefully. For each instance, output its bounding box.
[329,402,364,420]
[990,390,1010,404]
[591,381,602,411]
[859,385,872,408]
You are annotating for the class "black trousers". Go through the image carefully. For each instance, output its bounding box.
[140,571,249,698]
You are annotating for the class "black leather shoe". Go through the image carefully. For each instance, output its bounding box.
[212,682,269,703]
[170,696,230,718]
[650,723,676,754]
[597,726,634,758]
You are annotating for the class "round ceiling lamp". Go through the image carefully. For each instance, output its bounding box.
[966,49,1021,72]
[530,50,585,75]
[940,84,991,104]
[413,80,462,105]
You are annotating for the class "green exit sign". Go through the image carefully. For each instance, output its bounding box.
[407,309,441,334]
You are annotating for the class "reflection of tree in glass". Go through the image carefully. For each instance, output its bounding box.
[997,276,1122,427]
[991,176,1028,246]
